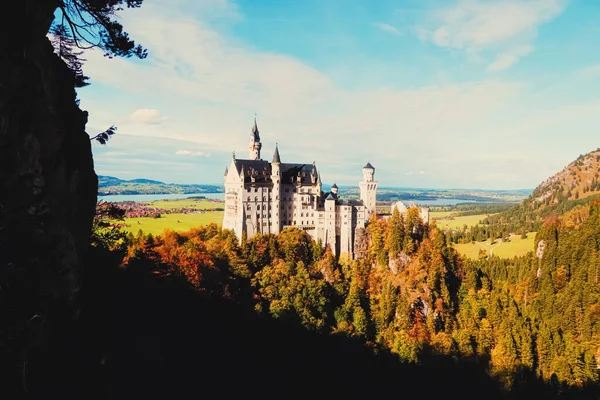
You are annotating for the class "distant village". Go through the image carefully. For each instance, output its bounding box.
[111,200,224,218]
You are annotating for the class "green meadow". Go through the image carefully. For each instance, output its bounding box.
[119,198,225,236]
[453,232,536,260]
[122,212,224,236]
[430,212,491,230]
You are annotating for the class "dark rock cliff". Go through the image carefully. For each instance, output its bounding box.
[0,1,98,386]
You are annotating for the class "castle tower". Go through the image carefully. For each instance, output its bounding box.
[359,162,377,218]
[331,183,338,196]
[248,116,262,160]
[271,144,282,234]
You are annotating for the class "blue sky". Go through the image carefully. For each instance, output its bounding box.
[74,0,600,189]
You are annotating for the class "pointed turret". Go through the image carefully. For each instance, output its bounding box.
[248,116,262,160]
[224,166,228,176]
[331,183,338,195]
[272,143,281,164]
[251,116,260,141]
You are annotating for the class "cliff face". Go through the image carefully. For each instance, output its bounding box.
[0,3,98,321]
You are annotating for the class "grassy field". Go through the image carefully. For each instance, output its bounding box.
[122,212,224,236]
[144,198,223,210]
[431,213,491,230]
[453,232,536,260]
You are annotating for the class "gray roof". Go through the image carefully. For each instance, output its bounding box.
[331,183,338,189]
[281,163,318,186]
[363,162,374,169]
[232,158,319,186]
[233,159,272,184]
[325,193,336,201]
[272,145,281,163]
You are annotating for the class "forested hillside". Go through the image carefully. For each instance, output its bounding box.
[444,149,600,244]
[96,201,600,397]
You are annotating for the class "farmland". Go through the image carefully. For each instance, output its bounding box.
[430,212,491,230]
[452,232,537,260]
[122,212,224,236]
[111,197,225,236]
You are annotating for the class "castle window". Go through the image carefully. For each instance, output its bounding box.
[254,196,258,202]
[285,188,289,193]
[246,188,250,192]
[301,213,304,217]
[254,188,258,192]
[276,196,279,200]
[257,205,261,210]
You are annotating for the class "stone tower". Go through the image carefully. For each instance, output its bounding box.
[271,144,282,234]
[248,117,262,160]
[359,162,377,218]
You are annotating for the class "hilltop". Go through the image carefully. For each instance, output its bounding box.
[98,175,224,196]
[470,148,600,237]
[528,148,600,207]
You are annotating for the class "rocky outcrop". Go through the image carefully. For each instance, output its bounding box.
[1,1,97,328]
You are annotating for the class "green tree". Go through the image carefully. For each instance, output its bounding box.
[387,206,405,259]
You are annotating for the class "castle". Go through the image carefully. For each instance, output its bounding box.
[222,118,377,258]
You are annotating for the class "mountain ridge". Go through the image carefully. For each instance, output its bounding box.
[98,175,224,196]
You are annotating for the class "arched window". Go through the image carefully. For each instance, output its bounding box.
[257,205,261,210]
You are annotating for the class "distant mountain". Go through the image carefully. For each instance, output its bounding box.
[527,148,600,208]
[485,148,600,233]
[98,175,224,196]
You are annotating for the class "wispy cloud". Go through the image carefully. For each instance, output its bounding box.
[375,22,402,36]
[487,45,532,71]
[575,64,600,80]
[129,109,168,124]
[80,0,600,189]
[418,0,566,71]
[176,150,211,157]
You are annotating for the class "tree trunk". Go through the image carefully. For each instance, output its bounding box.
[1,0,98,395]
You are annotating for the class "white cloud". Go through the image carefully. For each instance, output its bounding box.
[487,45,532,71]
[419,0,565,70]
[575,64,600,80]
[176,150,211,157]
[129,109,167,124]
[375,23,402,36]
[80,0,598,189]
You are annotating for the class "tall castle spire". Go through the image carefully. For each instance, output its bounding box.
[248,114,262,160]
[251,114,260,141]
